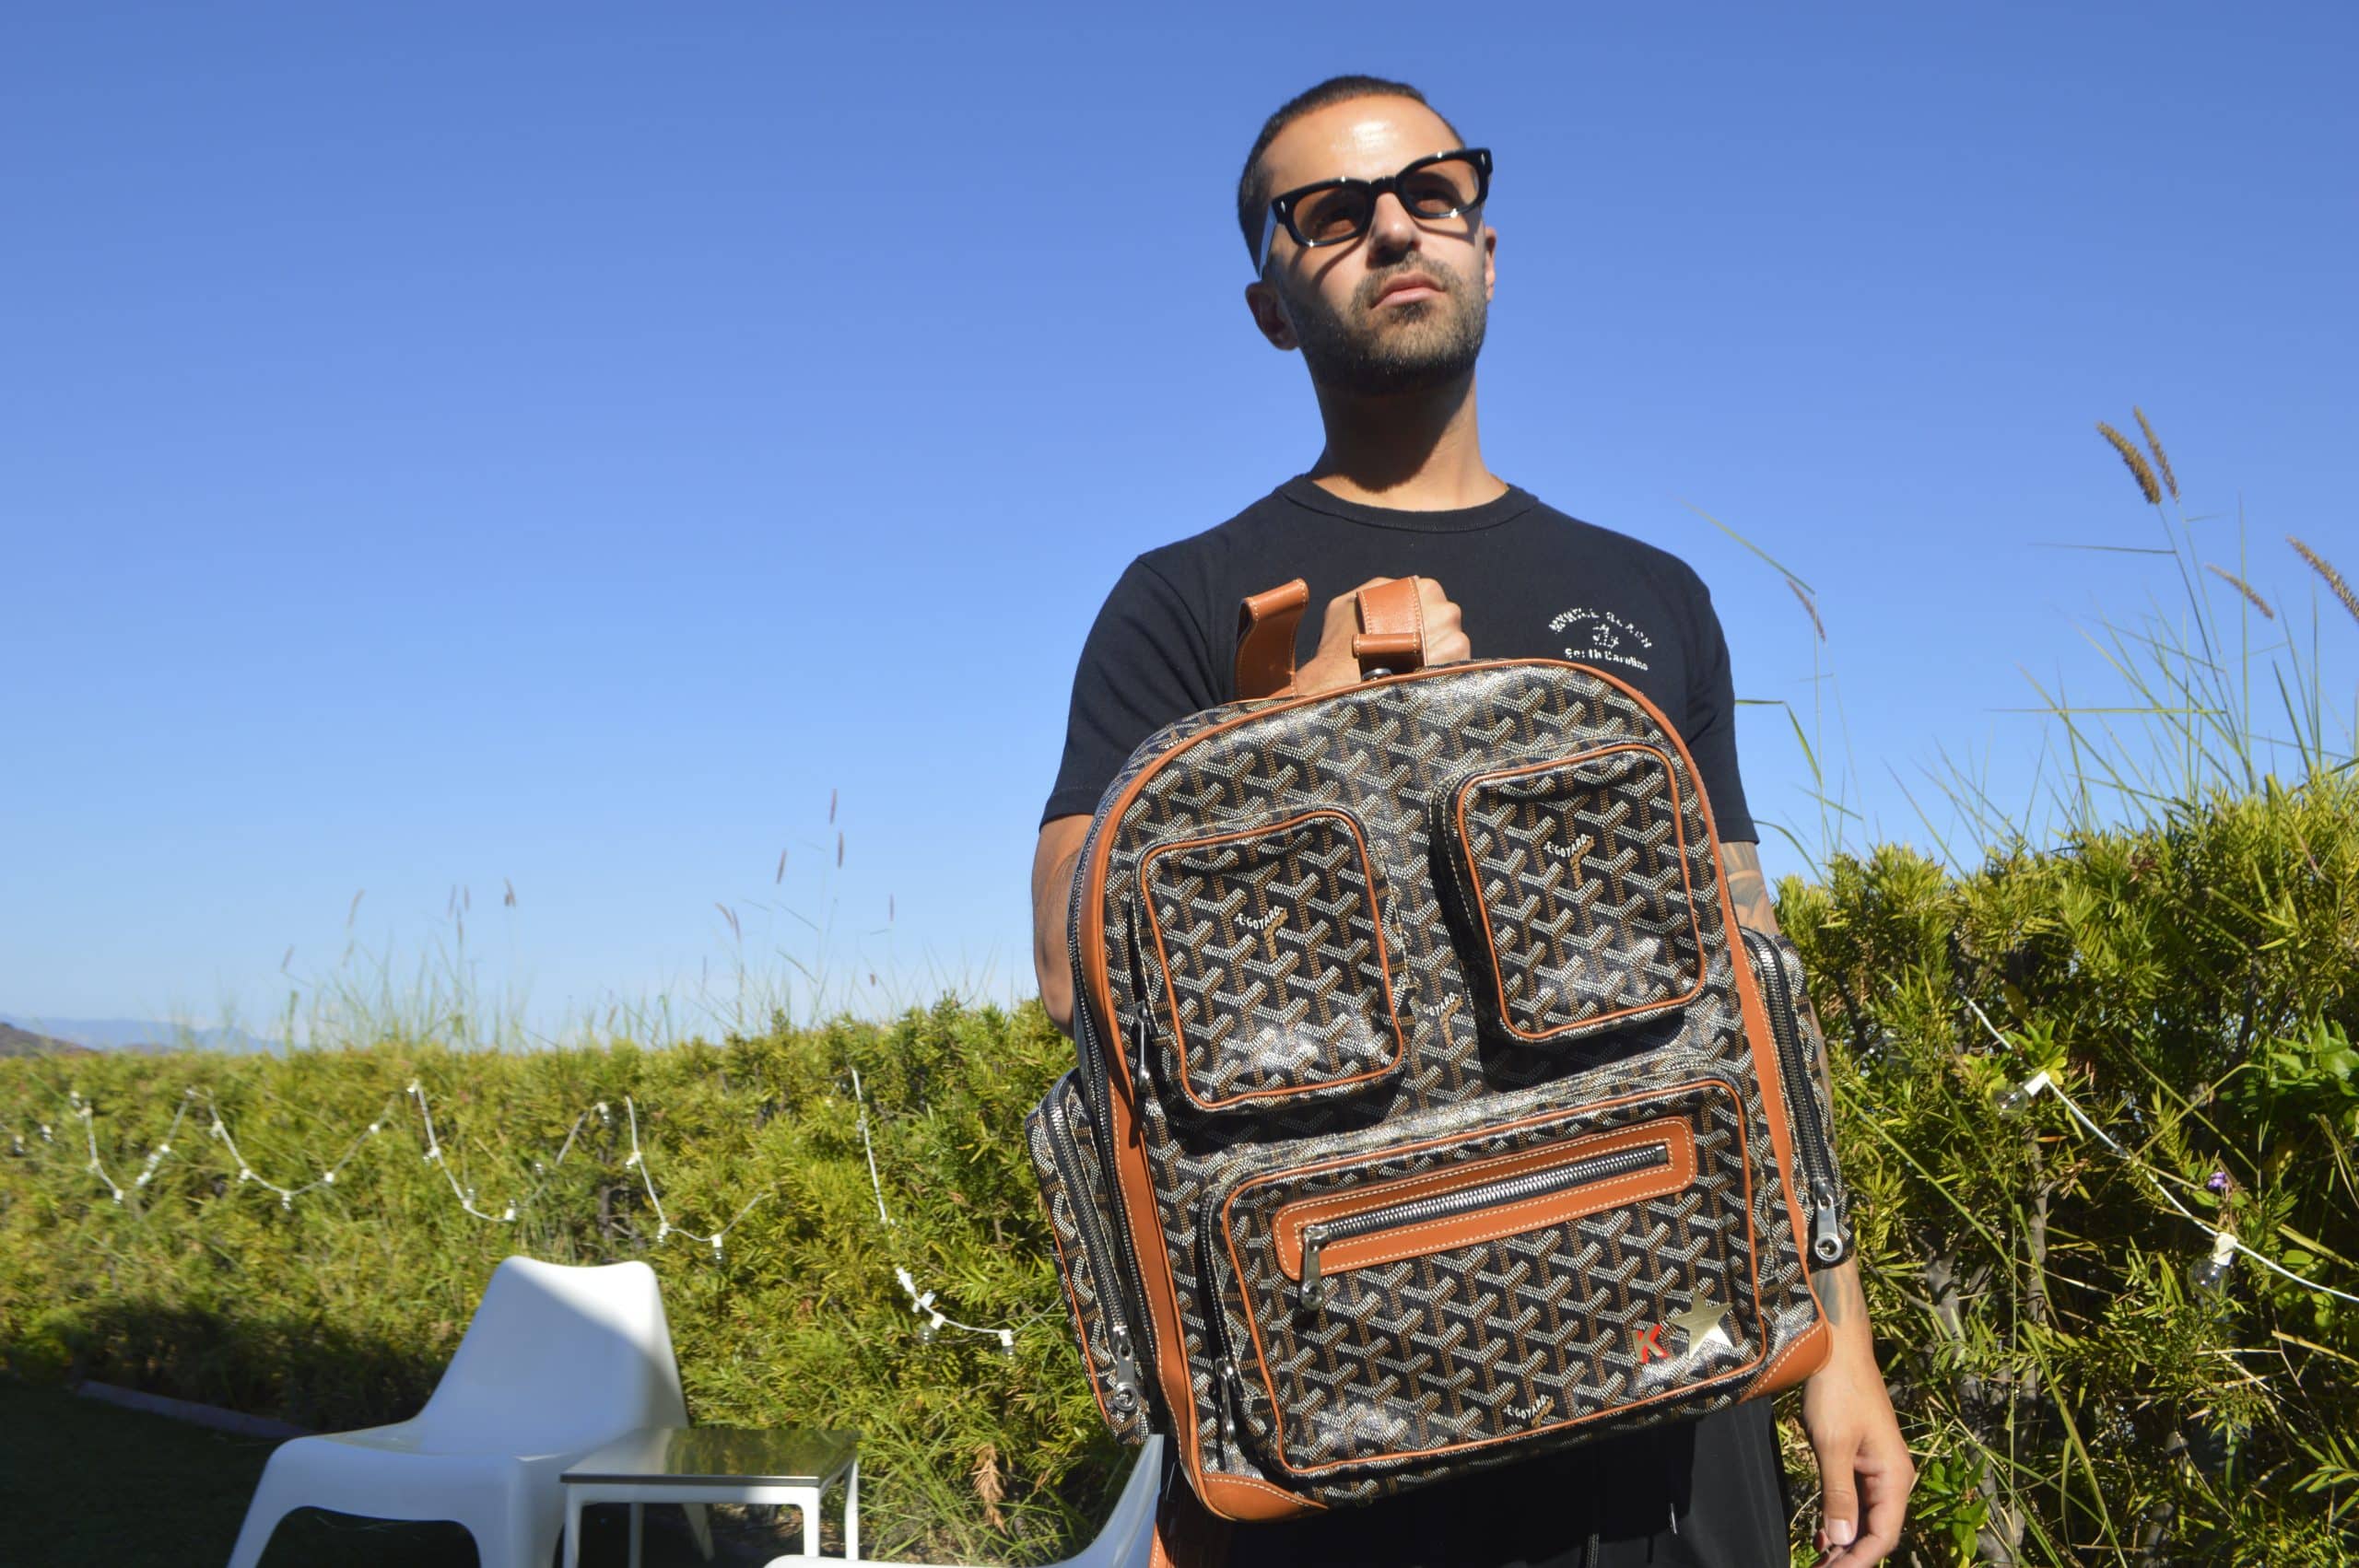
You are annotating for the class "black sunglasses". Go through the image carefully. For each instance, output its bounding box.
[1257,147,1493,274]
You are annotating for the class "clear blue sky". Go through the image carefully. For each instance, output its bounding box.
[6,2,2353,1042]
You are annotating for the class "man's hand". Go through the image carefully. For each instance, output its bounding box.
[1717,838,1917,1562]
[1802,1267,1916,1565]
[1295,576,1471,695]
[1033,577,1465,1036]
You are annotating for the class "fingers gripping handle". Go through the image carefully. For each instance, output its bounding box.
[1352,577,1429,678]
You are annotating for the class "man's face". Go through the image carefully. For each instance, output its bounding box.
[1245,97,1496,397]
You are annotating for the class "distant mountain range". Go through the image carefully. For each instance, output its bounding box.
[0,1014,282,1055]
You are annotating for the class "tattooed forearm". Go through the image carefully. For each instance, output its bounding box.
[1821,1257,1862,1328]
[1719,840,1779,935]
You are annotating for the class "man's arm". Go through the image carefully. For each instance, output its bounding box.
[1032,814,1092,1036]
[1719,839,1915,1565]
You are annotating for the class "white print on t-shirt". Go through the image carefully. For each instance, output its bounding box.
[1547,605,1654,672]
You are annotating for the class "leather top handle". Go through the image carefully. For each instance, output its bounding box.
[1352,577,1429,679]
[1234,576,1433,698]
[1235,578,1310,700]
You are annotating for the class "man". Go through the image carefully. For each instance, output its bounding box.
[1031,75,1913,1567]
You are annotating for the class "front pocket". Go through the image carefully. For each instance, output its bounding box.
[1138,808,1405,1114]
[1205,1076,1760,1479]
[1027,1073,1149,1444]
[1442,743,1707,1045]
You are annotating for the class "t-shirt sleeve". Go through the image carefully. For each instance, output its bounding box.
[1683,575,1758,844]
[1039,556,1223,827]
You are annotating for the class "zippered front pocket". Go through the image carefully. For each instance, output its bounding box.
[1137,808,1406,1114]
[1440,743,1708,1047]
[1281,1129,1687,1310]
[1203,1075,1761,1479]
[1026,1071,1149,1444]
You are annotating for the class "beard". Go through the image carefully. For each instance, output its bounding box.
[1288,256,1488,397]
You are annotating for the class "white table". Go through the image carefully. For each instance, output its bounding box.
[561,1424,860,1565]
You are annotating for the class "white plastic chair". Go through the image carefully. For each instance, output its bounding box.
[227,1256,711,1568]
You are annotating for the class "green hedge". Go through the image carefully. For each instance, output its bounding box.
[0,1002,1115,1565]
[5,771,2355,1564]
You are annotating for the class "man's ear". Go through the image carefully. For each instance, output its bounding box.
[1244,278,1300,352]
[1482,222,1497,302]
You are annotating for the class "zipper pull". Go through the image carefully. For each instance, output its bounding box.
[1299,1223,1331,1309]
[1126,1019,1155,1102]
[1810,1196,1847,1266]
[1108,1321,1144,1417]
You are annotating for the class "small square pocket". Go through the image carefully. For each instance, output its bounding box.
[1444,743,1706,1044]
[1139,808,1404,1113]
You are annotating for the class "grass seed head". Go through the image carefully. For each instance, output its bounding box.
[2132,406,2179,500]
[2205,564,2275,620]
[2097,420,2163,506]
[2288,536,2359,629]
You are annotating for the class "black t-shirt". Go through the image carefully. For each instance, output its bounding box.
[1039,475,1785,1563]
[1041,474,1757,844]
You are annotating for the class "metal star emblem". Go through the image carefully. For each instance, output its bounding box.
[1669,1293,1734,1355]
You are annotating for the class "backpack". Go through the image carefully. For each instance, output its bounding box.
[1027,577,1854,1522]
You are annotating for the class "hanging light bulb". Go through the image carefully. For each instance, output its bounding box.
[501,1203,517,1223]
[710,1235,724,1260]
[1995,1070,2053,1118]
[918,1313,943,1344]
[997,1329,1015,1358]
[2190,1232,2236,1298]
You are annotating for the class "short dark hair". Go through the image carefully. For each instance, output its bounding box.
[1236,75,1467,263]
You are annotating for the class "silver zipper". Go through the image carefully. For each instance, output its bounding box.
[1297,1141,1672,1309]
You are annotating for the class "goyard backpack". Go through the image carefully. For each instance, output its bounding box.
[1027,576,1854,1523]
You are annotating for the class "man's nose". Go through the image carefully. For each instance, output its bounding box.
[1365,189,1421,262]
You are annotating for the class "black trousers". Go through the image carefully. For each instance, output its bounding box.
[1222,1399,1793,1568]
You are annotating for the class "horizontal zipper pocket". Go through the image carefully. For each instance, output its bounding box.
[1205,1075,1762,1480]
[1280,1122,1691,1308]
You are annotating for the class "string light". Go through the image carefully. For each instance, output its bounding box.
[1969,1000,2359,1308]
[619,1095,769,1258]
[18,1082,759,1262]
[2189,1231,2236,1297]
[68,1091,124,1204]
[852,1068,1029,1349]
[205,1089,395,1210]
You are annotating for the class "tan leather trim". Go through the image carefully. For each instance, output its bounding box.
[1754,1316,1833,1396]
[1450,743,1708,1045]
[1194,1471,1327,1523]
[1233,579,1309,702]
[1153,1465,1238,1562]
[1270,1118,1692,1279]
[1073,654,1821,1503]
[1352,578,1427,676]
[1136,808,1406,1115]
